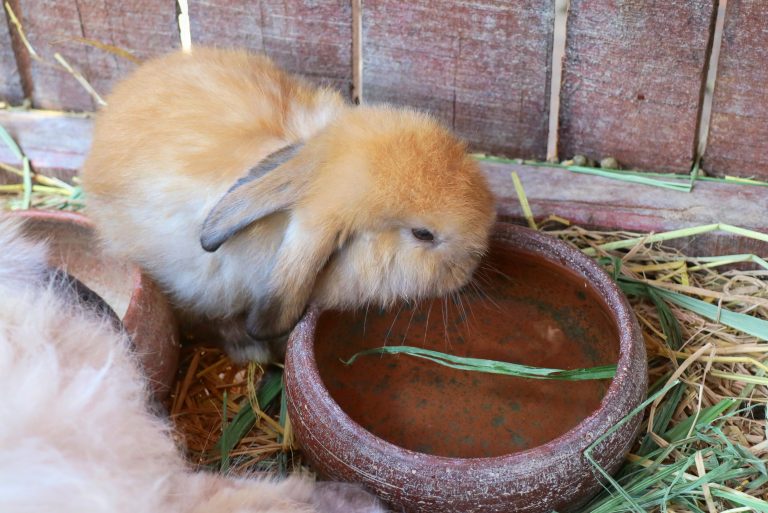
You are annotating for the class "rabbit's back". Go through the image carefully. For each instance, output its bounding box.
[81,48,344,317]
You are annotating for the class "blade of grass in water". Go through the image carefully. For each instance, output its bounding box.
[343,346,616,380]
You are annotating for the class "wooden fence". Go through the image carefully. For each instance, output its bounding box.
[1,1,766,179]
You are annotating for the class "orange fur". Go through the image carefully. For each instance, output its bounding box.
[81,47,495,362]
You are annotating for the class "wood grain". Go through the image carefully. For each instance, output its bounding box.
[8,0,178,110]
[0,110,91,179]
[11,0,350,111]
[2,111,765,235]
[362,1,554,159]
[702,0,768,179]
[192,0,352,94]
[1,8,25,104]
[559,0,717,174]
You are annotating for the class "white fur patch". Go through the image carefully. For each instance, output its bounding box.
[0,215,384,513]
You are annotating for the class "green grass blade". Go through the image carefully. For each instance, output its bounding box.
[720,224,768,243]
[711,488,768,512]
[688,254,768,272]
[343,345,616,380]
[0,123,24,162]
[637,385,686,456]
[653,287,768,340]
[214,367,283,460]
[220,390,230,473]
[277,375,289,476]
[584,223,768,256]
[584,380,682,513]
[583,225,720,256]
[566,165,692,191]
[616,279,682,349]
[663,398,738,443]
[616,275,768,340]
[21,156,31,210]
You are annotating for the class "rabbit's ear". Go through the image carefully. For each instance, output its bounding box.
[245,213,343,339]
[200,143,306,252]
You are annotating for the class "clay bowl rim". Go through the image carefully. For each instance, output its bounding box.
[6,209,144,321]
[287,223,645,466]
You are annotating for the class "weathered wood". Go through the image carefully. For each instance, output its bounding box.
[261,1,352,94]
[192,1,352,94]
[363,1,553,159]
[483,161,766,233]
[0,110,91,178]
[2,111,765,235]
[559,0,717,174]
[12,1,350,111]
[7,0,177,110]
[702,0,768,180]
[1,8,25,104]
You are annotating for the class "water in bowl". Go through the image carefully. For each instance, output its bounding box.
[314,243,620,459]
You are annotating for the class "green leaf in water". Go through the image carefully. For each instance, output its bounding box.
[343,345,616,381]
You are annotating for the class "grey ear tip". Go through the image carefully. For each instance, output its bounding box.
[200,234,222,253]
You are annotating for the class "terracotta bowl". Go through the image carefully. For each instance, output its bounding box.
[7,210,179,400]
[285,223,647,513]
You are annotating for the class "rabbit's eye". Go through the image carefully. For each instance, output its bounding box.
[411,228,435,242]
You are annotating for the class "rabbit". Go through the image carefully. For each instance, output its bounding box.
[81,47,496,363]
[0,215,385,513]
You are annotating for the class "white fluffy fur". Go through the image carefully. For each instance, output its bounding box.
[0,217,383,513]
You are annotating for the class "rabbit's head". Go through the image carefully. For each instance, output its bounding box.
[201,106,495,340]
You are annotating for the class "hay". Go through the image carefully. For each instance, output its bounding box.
[1,147,765,508]
[163,218,768,512]
[167,345,303,474]
[543,220,768,512]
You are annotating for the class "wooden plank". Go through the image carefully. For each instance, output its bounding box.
[13,0,350,111]
[0,110,91,179]
[702,0,768,180]
[192,1,352,94]
[1,9,25,104]
[483,161,766,233]
[559,0,716,174]
[9,0,177,111]
[363,1,554,158]
[2,111,765,235]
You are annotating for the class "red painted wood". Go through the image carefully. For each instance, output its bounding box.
[559,0,717,174]
[1,8,25,104]
[2,111,764,237]
[703,0,768,180]
[9,0,177,110]
[362,1,553,159]
[191,1,352,93]
[0,110,92,178]
[13,0,349,111]
[482,161,766,233]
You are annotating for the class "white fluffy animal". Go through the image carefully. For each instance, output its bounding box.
[0,216,383,513]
